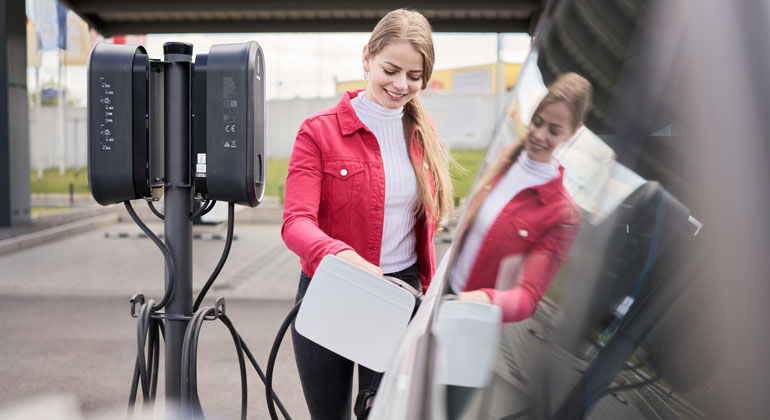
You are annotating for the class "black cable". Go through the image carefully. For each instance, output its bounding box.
[220,315,248,420]
[190,199,217,220]
[149,321,163,400]
[127,199,293,420]
[181,307,211,419]
[182,307,291,420]
[193,202,235,312]
[202,199,217,215]
[229,316,293,420]
[189,199,213,220]
[147,201,165,220]
[124,201,176,311]
[128,298,164,418]
[266,300,302,420]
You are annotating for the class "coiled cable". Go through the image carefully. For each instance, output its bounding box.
[127,199,292,420]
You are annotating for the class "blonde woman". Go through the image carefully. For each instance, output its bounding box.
[281,9,452,419]
[451,73,592,323]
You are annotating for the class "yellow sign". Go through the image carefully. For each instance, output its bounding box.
[27,18,39,67]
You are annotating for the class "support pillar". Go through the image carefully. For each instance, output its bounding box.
[0,0,31,227]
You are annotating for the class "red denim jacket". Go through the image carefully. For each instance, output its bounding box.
[461,164,580,322]
[281,90,436,291]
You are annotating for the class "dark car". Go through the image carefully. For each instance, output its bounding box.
[367,0,770,419]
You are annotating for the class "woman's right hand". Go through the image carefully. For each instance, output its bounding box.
[335,249,383,276]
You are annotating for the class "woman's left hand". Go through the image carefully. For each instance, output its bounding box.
[456,290,492,304]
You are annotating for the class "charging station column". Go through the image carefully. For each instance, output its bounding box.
[162,42,194,407]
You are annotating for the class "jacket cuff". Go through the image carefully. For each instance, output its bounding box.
[479,288,496,301]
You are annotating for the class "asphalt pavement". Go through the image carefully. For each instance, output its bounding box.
[0,201,312,419]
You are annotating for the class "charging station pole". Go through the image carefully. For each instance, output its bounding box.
[163,42,194,409]
[88,40,266,414]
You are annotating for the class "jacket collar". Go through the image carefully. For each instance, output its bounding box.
[337,90,368,136]
[531,165,566,204]
[493,158,566,205]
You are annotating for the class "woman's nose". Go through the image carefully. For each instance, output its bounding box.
[392,75,407,91]
[530,126,544,141]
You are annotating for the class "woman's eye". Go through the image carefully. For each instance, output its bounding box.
[550,130,560,135]
[533,119,542,127]
[384,70,396,75]
[409,76,422,81]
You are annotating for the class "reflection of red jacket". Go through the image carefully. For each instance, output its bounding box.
[281,90,436,291]
[462,166,580,322]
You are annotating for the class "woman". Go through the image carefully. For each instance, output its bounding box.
[281,9,452,419]
[450,72,592,323]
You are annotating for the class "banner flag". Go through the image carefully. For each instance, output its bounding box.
[36,0,67,51]
[63,11,91,65]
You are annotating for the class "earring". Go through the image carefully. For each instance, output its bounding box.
[364,71,369,80]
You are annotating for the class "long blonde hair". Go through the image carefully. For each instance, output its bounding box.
[366,9,452,224]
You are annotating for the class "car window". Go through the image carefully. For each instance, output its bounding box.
[432,1,709,419]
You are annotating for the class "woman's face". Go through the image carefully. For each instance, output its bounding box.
[525,101,578,163]
[363,41,424,109]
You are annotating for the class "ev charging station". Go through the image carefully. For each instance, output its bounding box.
[87,40,266,416]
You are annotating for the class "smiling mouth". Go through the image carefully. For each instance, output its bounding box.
[385,89,407,99]
[530,140,548,151]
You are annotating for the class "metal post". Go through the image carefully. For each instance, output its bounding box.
[162,41,194,413]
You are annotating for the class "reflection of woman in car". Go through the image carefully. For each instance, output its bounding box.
[281,9,453,419]
[450,72,591,323]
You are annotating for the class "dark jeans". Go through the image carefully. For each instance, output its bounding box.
[291,262,421,420]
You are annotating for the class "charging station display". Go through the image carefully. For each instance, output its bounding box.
[199,41,266,207]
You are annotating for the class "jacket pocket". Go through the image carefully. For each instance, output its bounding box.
[321,161,366,239]
[508,215,541,248]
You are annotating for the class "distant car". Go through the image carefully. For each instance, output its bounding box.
[367,0,770,419]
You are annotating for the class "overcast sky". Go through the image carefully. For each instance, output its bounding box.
[32,32,531,106]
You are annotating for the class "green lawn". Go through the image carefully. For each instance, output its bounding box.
[30,168,90,194]
[31,149,486,203]
[449,149,485,203]
[266,158,290,201]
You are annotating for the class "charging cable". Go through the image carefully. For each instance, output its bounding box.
[126,200,291,420]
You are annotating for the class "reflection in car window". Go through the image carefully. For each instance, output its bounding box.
[434,2,706,419]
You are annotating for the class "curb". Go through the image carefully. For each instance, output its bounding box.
[0,213,121,257]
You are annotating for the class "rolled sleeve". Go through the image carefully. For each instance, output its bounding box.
[484,216,580,323]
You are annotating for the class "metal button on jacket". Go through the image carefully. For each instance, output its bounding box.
[518,229,529,237]
[340,168,348,176]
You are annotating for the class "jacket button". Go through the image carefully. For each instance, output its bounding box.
[340,168,348,176]
[423,162,429,169]
[519,229,529,237]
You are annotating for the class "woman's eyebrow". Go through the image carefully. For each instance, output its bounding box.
[383,61,423,73]
[534,113,563,128]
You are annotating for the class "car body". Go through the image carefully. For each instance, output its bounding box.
[368,0,770,419]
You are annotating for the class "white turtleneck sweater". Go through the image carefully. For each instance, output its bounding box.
[351,93,418,273]
[449,151,559,293]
